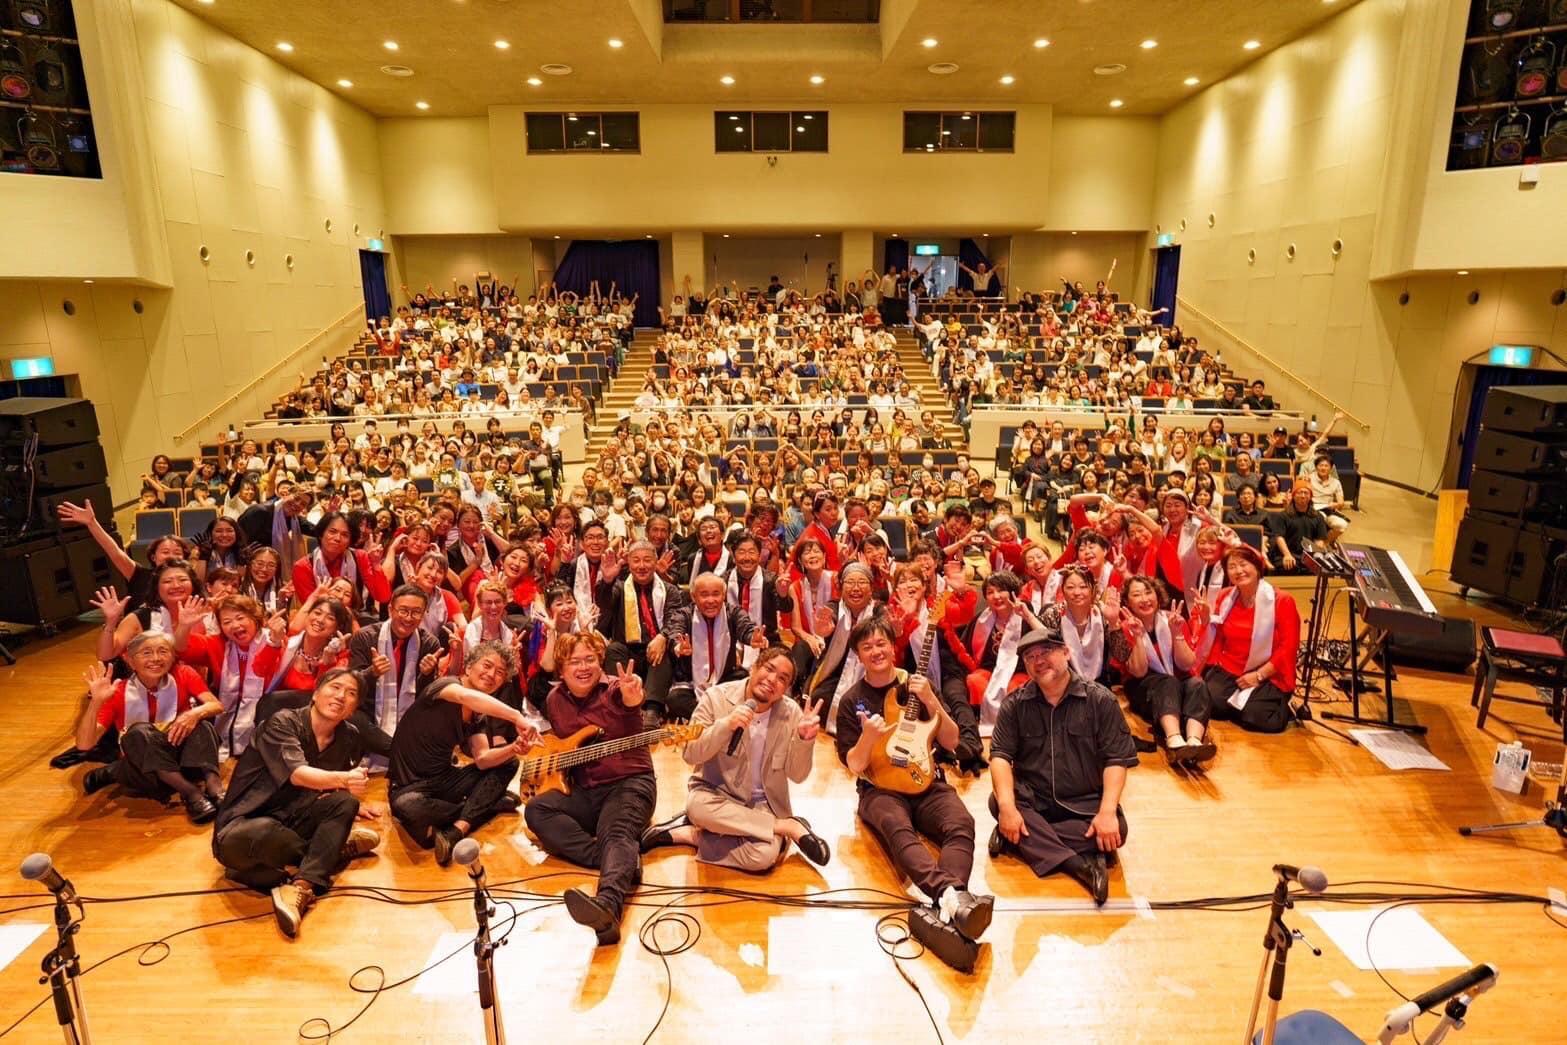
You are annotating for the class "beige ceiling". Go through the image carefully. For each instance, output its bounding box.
[177,0,1366,118]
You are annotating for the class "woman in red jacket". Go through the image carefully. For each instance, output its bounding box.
[1194,544,1299,735]
[292,511,391,609]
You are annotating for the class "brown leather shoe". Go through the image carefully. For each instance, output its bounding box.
[271,878,316,939]
[340,826,381,863]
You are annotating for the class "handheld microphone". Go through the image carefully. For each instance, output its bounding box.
[726,699,761,756]
[20,852,77,905]
[1271,863,1329,893]
[453,838,485,886]
[1381,964,1498,1033]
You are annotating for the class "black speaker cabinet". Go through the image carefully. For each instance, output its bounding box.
[62,531,117,595]
[1450,513,1517,597]
[1508,524,1567,606]
[0,397,98,448]
[32,482,111,531]
[1467,467,1567,518]
[1480,385,1567,435]
[1386,616,1477,674]
[0,537,79,624]
[1472,428,1567,476]
[4,441,107,490]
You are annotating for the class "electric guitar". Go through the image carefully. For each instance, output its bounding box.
[862,593,948,795]
[516,722,701,800]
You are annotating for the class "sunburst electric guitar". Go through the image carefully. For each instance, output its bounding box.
[516,722,701,800]
[862,594,949,795]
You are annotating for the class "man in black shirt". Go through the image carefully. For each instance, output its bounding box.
[1243,379,1277,413]
[835,616,993,972]
[1264,481,1330,573]
[388,641,539,866]
[212,669,381,939]
[989,625,1138,906]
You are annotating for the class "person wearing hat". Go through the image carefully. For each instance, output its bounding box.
[988,621,1138,905]
[1264,481,1331,575]
[1191,544,1299,734]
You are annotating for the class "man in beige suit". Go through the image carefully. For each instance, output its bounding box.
[641,645,831,871]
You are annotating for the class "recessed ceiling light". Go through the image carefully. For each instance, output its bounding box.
[608,38,623,49]
[814,233,822,238]
[415,100,429,110]
[1184,76,1200,86]
[196,0,213,5]
[722,233,730,238]
[720,75,734,85]
[646,234,653,239]
[921,37,938,48]
[494,40,510,50]
[553,235,560,239]
[733,126,744,132]
[1243,40,1261,50]
[1457,269,1469,275]
[1109,99,1124,108]
[1033,38,1050,49]
[275,41,293,52]
[1072,231,1078,236]
[337,78,353,88]
[809,74,824,85]
[526,76,542,86]
[796,125,805,132]
[383,40,399,51]
[729,114,740,121]
[83,278,94,284]
[1140,39,1158,49]
[803,114,813,120]
[541,64,573,76]
[999,74,1015,85]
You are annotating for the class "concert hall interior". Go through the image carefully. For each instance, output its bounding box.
[3,0,1567,1042]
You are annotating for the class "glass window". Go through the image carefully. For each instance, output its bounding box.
[526,113,565,152]
[904,111,1015,152]
[903,112,941,152]
[752,111,791,152]
[977,112,1016,152]
[565,113,599,150]
[601,112,640,151]
[791,111,828,152]
[528,113,640,153]
[943,112,978,150]
[716,111,751,151]
[716,110,827,152]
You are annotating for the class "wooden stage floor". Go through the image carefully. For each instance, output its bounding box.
[1,589,1564,1044]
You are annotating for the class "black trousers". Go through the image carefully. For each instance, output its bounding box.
[110,721,220,798]
[1201,666,1292,734]
[988,793,1129,877]
[605,642,675,717]
[523,773,656,917]
[214,789,360,893]
[391,760,517,841]
[1123,672,1210,729]
[937,676,983,760]
[858,780,974,903]
[257,688,393,757]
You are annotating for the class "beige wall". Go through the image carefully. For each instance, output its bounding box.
[1009,232,1149,304]
[1046,116,1159,232]
[705,235,839,293]
[393,235,536,300]
[378,117,498,236]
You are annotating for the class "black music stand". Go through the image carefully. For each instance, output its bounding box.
[1297,553,1358,744]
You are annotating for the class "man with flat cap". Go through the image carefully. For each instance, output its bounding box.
[988,622,1138,906]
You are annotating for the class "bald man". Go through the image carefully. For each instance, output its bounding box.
[668,572,767,705]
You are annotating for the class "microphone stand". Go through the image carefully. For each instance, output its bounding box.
[1242,873,1298,1045]
[39,890,91,1045]
[467,860,505,1045]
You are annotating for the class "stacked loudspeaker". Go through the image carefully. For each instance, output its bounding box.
[1452,386,1567,607]
[0,397,119,627]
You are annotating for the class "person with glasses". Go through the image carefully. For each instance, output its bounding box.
[345,586,445,759]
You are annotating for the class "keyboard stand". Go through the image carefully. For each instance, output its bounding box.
[1320,592,1428,736]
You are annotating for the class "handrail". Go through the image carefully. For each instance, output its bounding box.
[173,302,366,445]
[242,407,585,428]
[1175,295,1370,431]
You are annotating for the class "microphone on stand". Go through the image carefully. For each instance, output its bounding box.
[453,838,485,888]
[20,853,78,906]
[1271,863,1329,893]
[726,699,760,756]
[1381,964,1499,1034]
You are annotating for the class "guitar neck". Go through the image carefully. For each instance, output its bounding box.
[524,728,667,777]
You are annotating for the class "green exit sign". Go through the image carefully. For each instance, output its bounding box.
[1488,344,1538,367]
[913,243,942,256]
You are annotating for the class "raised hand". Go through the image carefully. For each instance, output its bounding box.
[812,605,836,637]
[56,499,95,528]
[797,697,824,740]
[83,661,115,703]
[615,660,644,705]
[418,651,441,676]
[177,595,209,628]
[90,587,129,625]
[600,547,622,583]
[1122,613,1145,640]
[655,548,676,577]
[749,630,768,650]
[858,709,895,741]
[370,651,392,678]
[264,612,288,643]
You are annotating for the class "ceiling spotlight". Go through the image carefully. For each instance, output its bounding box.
[275,41,294,52]
[415,100,429,110]
[1457,270,1469,275]
[1243,40,1261,50]
[1140,39,1158,49]
[1184,76,1200,86]
[526,76,542,86]
[553,235,560,239]
[383,40,399,51]
[83,278,94,283]
[814,233,822,238]
[809,74,824,85]
[999,74,1015,85]
[720,75,734,85]
[1033,38,1050,48]
[722,233,730,238]
[494,40,510,50]
[1109,99,1124,108]
[196,0,213,5]
[646,234,653,239]
[608,38,623,49]
[734,126,744,132]
[337,78,353,88]
[803,114,813,120]
[796,125,805,132]
[921,37,938,48]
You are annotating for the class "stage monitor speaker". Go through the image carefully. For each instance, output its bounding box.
[1467,468,1567,518]
[31,482,111,532]
[3,441,107,490]
[1450,513,1517,597]
[0,537,80,625]
[1508,524,1567,606]
[1386,617,1477,674]
[1479,385,1567,435]
[61,532,117,597]
[1472,428,1567,476]
[0,397,98,448]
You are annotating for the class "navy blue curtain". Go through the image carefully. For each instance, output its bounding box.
[883,238,909,275]
[1457,365,1563,486]
[957,238,989,292]
[359,250,390,320]
[1152,246,1181,323]
[553,240,661,328]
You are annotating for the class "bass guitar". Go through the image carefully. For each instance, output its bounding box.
[516,722,701,800]
[862,593,948,795]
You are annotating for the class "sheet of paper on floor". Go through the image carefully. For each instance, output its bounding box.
[1350,728,1451,771]
[1308,907,1470,971]
[0,923,47,974]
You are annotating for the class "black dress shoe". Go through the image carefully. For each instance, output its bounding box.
[987,826,1006,859]
[948,890,994,941]
[640,814,688,853]
[52,748,91,770]
[641,705,666,731]
[496,791,522,814]
[1061,854,1109,906]
[908,906,979,973]
[789,816,831,866]
[432,825,463,867]
[82,766,114,795]
[184,792,218,824]
[564,887,620,945]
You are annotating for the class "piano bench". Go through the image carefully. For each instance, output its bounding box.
[1470,627,1567,731]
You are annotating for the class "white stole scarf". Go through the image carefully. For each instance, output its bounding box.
[217,640,270,756]
[375,621,423,737]
[312,546,358,589]
[464,615,513,654]
[826,602,877,725]
[726,568,766,669]
[1171,517,1202,595]
[1060,608,1106,682]
[146,604,175,635]
[688,546,732,585]
[572,555,599,624]
[421,588,452,636]
[970,609,1024,726]
[460,538,493,574]
[622,575,668,644]
[271,503,301,557]
[797,570,834,629]
[1137,612,1176,677]
[121,674,180,726]
[1021,578,1050,615]
[1198,582,1277,711]
[688,610,731,695]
